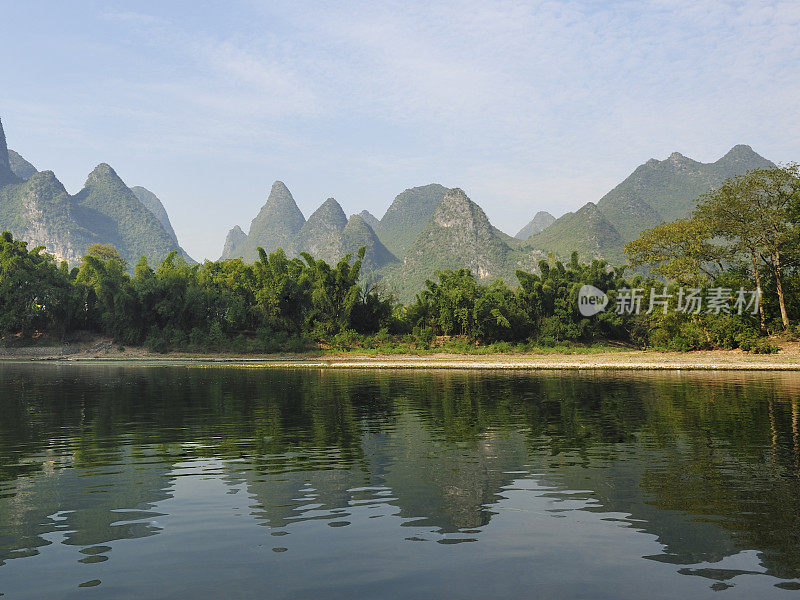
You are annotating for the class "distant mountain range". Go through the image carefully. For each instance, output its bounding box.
[220,181,397,273]
[0,118,191,266]
[0,116,777,299]
[522,145,774,263]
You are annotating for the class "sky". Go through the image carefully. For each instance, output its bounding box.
[2,0,799,260]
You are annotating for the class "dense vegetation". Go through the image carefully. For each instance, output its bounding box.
[1,165,797,354]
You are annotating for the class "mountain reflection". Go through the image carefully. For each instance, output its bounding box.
[1,365,799,589]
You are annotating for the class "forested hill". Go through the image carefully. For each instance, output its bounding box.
[0,117,192,266]
[524,146,774,263]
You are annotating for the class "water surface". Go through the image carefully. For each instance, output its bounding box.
[1,364,799,598]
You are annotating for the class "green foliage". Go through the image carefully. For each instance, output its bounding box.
[0,231,73,337]
[4,161,799,359]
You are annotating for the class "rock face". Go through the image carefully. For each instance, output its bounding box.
[515,211,555,240]
[222,225,247,259]
[381,188,533,300]
[8,150,37,180]
[0,122,191,266]
[0,119,21,188]
[0,170,98,263]
[295,198,348,265]
[527,145,775,261]
[374,184,448,257]
[222,181,306,260]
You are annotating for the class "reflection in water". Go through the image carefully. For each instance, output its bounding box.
[1,365,800,598]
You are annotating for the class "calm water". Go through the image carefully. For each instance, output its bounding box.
[1,364,800,599]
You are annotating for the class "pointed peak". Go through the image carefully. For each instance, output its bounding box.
[220,225,248,260]
[668,151,686,162]
[345,213,376,234]
[264,180,301,211]
[85,163,125,188]
[719,144,758,161]
[0,116,17,186]
[308,197,347,228]
[0,117,8,167]
[357,209,380,228]
[270,180,290,194]
[27,169,69,193]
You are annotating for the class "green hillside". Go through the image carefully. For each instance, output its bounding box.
[223,180,305,261]
[8,149,37,180]
[72,163,184,266]
[515,211,555,240]
[528,145,775,262]
[374,184,448,257]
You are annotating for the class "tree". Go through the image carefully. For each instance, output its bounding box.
[624,218,727,284]
[695,165,800,330]
[0,231,72,337]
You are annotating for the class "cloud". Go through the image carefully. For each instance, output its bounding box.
[5,0,799,259]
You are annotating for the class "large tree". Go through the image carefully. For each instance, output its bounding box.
[694,165,800,330]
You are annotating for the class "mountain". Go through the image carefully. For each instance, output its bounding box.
[526,202,623,260]
[526,145,775,262]
[8,150,37,180]
[222,225,248,259]
[219,184,398,272]
[358,210,380,229]
[382,188,540,300]
[131,187,179,244]
[515,211,555,240]
[0,170,99,263]
[221,181,305,261]
[71,164,186,266]
[342,214,397,272]
[295,198,348,265]
[0,118,192,267]
[374,184,448,257]
[0,119,21,188]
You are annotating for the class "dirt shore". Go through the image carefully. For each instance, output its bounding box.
[3,342,800,370]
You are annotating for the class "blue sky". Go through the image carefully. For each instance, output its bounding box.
[2,0,798,260]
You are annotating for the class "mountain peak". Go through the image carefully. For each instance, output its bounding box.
[306,198,348,229]
[0,117,20,187]
[342,214,397,270]
[0,117,10,171]
[221,225,248,259]
[515,210,556,240]
[432,188,491,230]
[296,198,348,264]
[378,183,448,257]
[358,210,380,229]
[259,180,303,217]
[84,163,126,188]
[668,151,687,163]
[270,180,290,195]
[718,144,760,162]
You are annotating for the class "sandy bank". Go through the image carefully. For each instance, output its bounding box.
[3,345,800,371]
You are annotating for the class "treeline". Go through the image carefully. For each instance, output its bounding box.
[1,165,797,353]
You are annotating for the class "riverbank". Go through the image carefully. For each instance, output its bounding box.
[3,341,800,370]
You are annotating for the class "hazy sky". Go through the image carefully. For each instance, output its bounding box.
[3,0,798,260]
